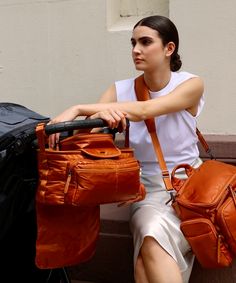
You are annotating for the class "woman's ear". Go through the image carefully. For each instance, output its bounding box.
[165,42,175,57]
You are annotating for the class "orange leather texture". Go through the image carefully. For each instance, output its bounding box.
[34,123,146,269]
[35,203,100,269]
[171,160,236,268]
[36,126,146,207]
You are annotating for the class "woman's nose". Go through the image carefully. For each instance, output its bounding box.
[133,45,141,54]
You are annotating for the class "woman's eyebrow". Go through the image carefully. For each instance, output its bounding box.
[131,36,153,42]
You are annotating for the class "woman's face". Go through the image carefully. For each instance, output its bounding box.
[131,26,171,72]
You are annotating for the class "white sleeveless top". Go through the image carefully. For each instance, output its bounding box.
[115,71,204,175]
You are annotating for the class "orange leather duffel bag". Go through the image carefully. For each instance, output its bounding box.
[35,119,145,269]
[35,122,145,207]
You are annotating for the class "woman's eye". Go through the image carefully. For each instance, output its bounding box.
[131,40,136,47]
[130,37,152,48]
[141,38,152,46]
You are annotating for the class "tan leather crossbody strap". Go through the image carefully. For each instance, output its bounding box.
[134,74,213,192]
[134,75,173,191]
[196,128,214,159]
[148,131,173,191]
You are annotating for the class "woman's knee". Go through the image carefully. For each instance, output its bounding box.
[135,255,149,283]
[141,236,171,263]
[141,236,161,255]
[142,236,157,248]
[136,255,144,268]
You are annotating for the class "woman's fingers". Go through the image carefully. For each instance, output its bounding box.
[47,108,127,149]
[89,109,127,130]
[48,133,60,149]
[119,114,127,132]
[47,120,61,149]
[111,109,127,132]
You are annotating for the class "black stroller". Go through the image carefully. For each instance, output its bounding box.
[0,103,51,282]
[0,103,107,283]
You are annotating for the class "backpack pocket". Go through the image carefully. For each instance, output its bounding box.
[217,194,236,254]
[180,218,232,268]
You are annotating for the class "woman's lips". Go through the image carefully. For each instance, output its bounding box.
[134,58,144,64]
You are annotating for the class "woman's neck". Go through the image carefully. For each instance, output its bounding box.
[144,69,172,92]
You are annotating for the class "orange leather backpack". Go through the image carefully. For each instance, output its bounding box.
[135,74,236,268]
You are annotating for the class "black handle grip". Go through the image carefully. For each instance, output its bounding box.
[44,118,108,135]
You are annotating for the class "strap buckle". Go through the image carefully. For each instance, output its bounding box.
[207,148,215,160]
[165,190,176,205]
[162,170,170,178]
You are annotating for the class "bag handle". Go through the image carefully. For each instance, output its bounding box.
[171,163,196,192]
[36,123,47,152]
[35,118,131,152]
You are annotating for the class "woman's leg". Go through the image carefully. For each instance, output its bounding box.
[135,255,150,283]
[139,236,183,283]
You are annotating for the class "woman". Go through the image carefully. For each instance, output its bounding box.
[49,15,204,283]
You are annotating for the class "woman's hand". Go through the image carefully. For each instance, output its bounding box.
[49,105,79,125]
[48,105,127,148]
[48,105,80,148]
[88,109,127,132]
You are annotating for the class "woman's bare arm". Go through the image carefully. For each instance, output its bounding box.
[63,77,203,122]
[49,77,203,146]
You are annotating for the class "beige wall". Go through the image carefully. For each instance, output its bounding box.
[0,0,235,134]
[170,0,236,134]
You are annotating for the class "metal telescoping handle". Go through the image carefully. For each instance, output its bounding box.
[44,118,130,136]
[44,118,107,135]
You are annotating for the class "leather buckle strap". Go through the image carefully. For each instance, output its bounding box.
[162,170,170,178]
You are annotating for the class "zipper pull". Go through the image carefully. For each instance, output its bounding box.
[64,169,72,194]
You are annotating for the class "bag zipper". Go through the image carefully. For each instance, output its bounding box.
[75,165,140,173]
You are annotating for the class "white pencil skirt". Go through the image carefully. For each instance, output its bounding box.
[130,158,202,283]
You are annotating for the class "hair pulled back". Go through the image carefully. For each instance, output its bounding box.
[133,15,182,72]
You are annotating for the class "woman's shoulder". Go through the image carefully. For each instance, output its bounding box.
[172,71,198,83]
[115,77,135,93]
[115,77,136,101]
[115,77,135,86]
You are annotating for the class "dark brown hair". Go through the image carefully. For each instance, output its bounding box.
[133,15,182,71]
